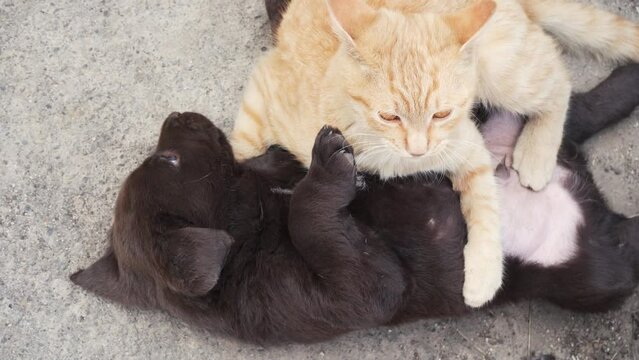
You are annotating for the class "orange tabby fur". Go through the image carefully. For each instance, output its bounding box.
[230,0,639,307]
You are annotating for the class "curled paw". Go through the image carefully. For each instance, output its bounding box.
[311,126,356,178]
[512,138,556,191]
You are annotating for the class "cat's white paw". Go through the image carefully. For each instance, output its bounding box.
[512,138,555,191]
[462,240,503,308]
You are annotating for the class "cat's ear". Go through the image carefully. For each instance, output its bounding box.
[161,227,235,297]
[70,249,152,307]
[444,0,496,49]
[326,0,378,45]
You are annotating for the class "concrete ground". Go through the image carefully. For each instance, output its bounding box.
[1,0,639,358]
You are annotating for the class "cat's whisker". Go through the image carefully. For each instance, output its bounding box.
[352,144,389,154]
[436,151,451,184]
[356,148,383,163]
[341,122,356,133]
[331,138,356,156]
[345,141,384,149]
[346,139,384,148]
[357,147,388,167]
[447,139,492,153]
[448,149,475,169]
[439,148,471,169]
[442,143,491,170]
[347,132,378,137]
[447,142,499,163]
[343,134,382,143]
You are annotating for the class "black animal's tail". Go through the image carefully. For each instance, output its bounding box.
[566,63,639,144]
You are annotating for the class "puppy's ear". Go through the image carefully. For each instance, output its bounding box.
[70,249,154,307]
[162,228,235,297]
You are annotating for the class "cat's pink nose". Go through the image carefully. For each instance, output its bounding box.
[407,142,428,157]
[406,133,428,157]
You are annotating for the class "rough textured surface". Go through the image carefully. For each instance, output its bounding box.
[1,0,638,359]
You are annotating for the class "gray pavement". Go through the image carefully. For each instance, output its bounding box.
[1,0,639,358]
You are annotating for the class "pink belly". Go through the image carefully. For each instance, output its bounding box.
[499,167,582,267]
[481,111,583,267]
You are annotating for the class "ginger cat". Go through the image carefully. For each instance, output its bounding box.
[230,0,639,307]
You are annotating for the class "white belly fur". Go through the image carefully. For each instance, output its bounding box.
[482,111,583,267]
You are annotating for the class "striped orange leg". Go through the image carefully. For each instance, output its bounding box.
[450,125,503,308]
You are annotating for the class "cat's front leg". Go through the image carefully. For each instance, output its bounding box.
[509,43,572,191]
[230,65,274,161]
[450,126,503,308]
[512,90,569,191]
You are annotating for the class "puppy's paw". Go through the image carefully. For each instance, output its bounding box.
[311,126,356,179]
[512,138,555,191]
[462,239,503,308]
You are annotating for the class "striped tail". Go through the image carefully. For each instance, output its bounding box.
[519,0,639,62]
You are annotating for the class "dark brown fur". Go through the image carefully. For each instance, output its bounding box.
[71,64,639,344]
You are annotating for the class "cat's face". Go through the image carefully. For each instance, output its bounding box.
[321,0,495,176]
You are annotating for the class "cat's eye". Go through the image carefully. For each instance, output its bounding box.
[433,110,452,120]
[378,112,401,123]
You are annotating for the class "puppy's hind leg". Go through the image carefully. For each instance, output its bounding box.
[566,63,639,144]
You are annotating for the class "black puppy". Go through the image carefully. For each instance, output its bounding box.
[71,64,639,344]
